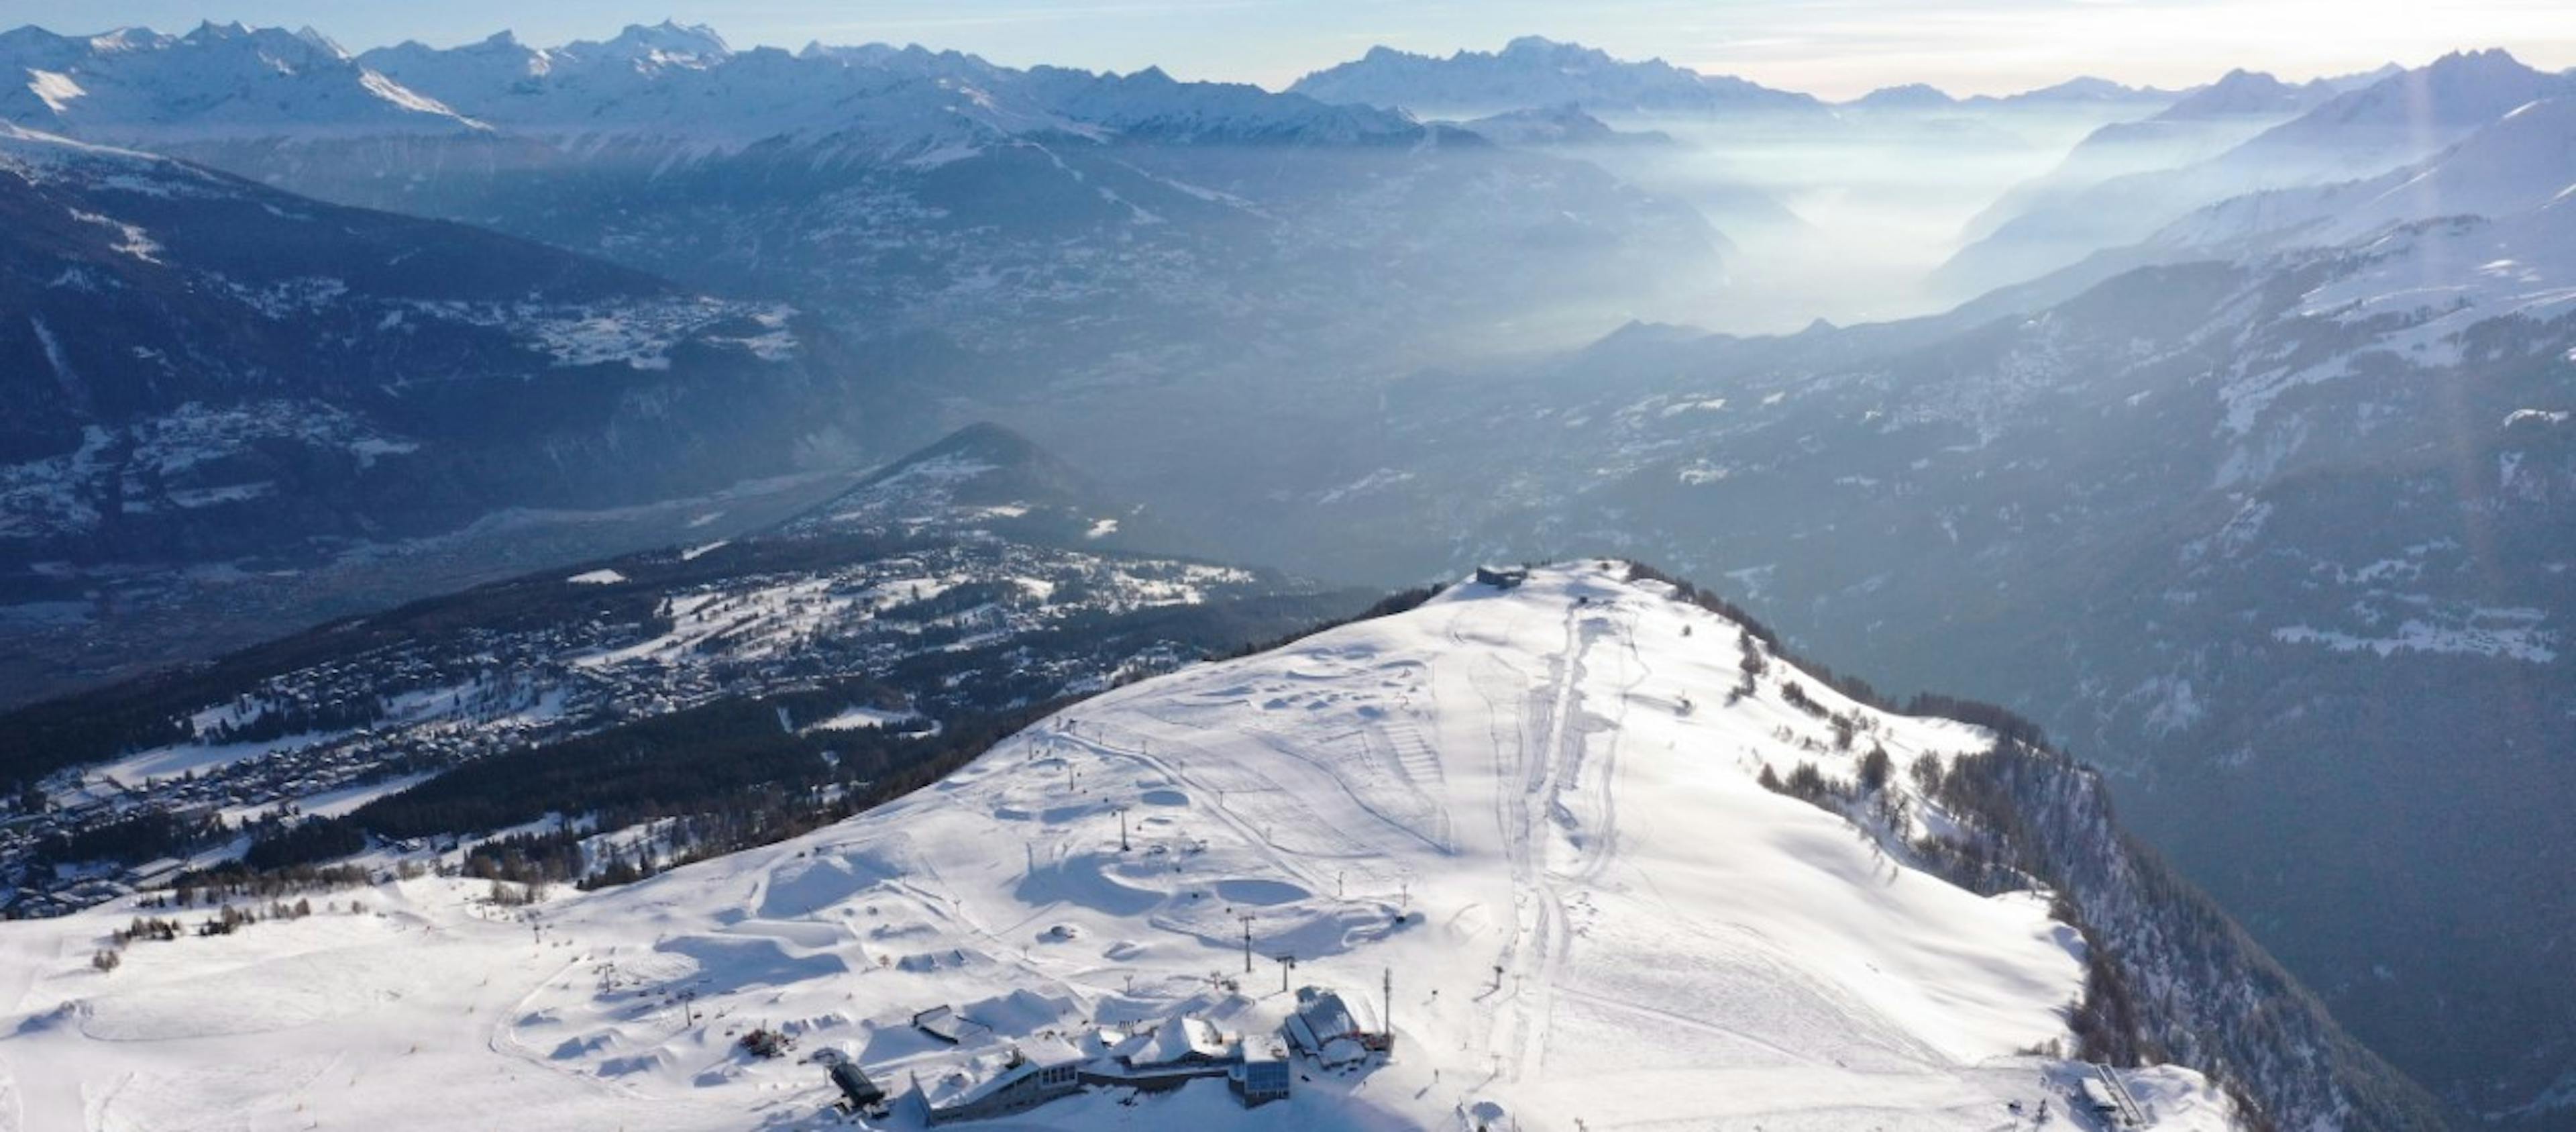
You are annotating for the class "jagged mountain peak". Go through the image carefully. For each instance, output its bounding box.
[83,26,170,52]
[581,18,731,61]
[2155,91,2576,250]
[181,19,250,42]
[0,21,482,140]
[2290,46,2564,132]
[1495,34,1623,64]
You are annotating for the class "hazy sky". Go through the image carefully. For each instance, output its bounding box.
[11,0,2573,99]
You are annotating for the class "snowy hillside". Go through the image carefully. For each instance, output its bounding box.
[1954,67,2356,245]
[1222,158,2565,1120]
[2151,95,2576,252]
[0,564,2241,1131]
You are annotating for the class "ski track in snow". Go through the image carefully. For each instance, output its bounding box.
[0,563,2244,1131]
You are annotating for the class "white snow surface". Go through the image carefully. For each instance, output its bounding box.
[0,563,2240,1131]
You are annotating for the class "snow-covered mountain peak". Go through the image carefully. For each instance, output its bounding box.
[2288,46,2565,135]
[608,559,2222,1127]
[2153,93,2576,252]
[0,560,2243,1130]
[562,19,732,71]
[290,25,345,58]
[1495,34,1623,66]
[180,19,248,42]
[81,26,169,53]
[0,21,482,140]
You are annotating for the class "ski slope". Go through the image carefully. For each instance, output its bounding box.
[0,562,2239,1131]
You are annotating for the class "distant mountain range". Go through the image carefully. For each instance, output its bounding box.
[0,19,1727,690]
[1289,36,1829,115]
[0,23,482,142]
[0,20,1728,411]
[1285,36,2211,118]
[1941,48,2573,295]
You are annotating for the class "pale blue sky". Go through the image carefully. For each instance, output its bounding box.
[10,0,2572,98]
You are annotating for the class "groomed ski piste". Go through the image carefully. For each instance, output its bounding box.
[0,562,2240,1131]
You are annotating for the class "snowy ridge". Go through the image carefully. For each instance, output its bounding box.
[2152,96,2576,252]
[1942,49,2573,295]
[3,19,1419,158]
[351,26,1419,155]
[0,563,2240,1130]
[0,22,482,142]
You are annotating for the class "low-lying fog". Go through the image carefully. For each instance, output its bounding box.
[1552,105,2170,332]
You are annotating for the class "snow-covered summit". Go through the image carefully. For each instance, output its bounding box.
[0,21,481,141]
[2153,95,2576,251]
[0,562,2242,1130]
[558,19,732,70]
[2253,48,2569,154]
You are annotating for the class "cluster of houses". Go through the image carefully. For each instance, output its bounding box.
[833,987,1387,1124]
[5,542,1291,920]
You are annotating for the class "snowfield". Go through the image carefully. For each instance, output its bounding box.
[0,563,2239,1131]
